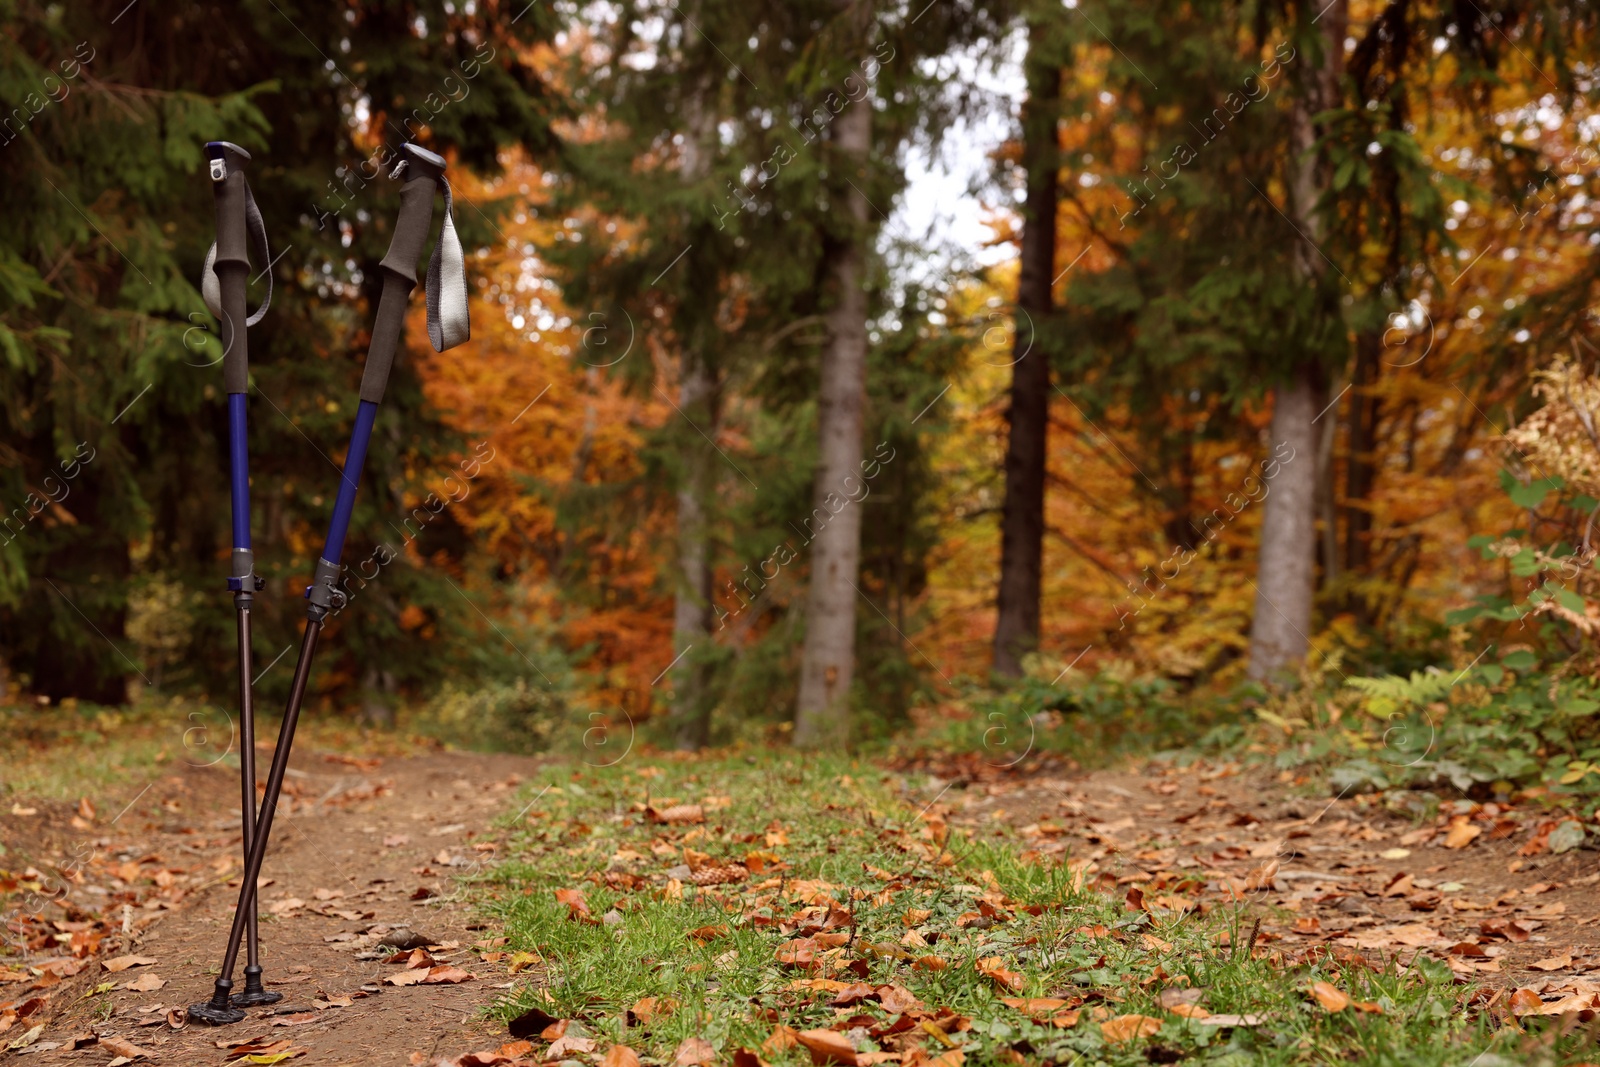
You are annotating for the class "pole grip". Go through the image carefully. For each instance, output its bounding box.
[208,142,253,396]
[359,171,438,405]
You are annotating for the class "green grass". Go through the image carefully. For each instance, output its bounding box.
[471,752,1590,1066]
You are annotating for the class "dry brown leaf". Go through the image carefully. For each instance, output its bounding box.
[383,969,429,987]
[1100,1014,1162,1043]
[1169,1003,1211,1019]
[795,1029,858,1066]
[732,1049,771,1067]
[876,984,922,1015]
[688,925,729,943]
[828,983,875,1007]
[629,996,677,1023]
[102,955,158,973]
[648,804,706,825]
[603,1046,643,1067]
[422,965,474,984]
[1311,982,1350,1013]
[1198,1013,1265,1027]
[550,1034,598,1057]
[913,954,948,972]
[673,1036,717,1066]
[1444,821,1482,849]
[1528,954,1573,971]
[775,938,818,968]
[123,972,165,992]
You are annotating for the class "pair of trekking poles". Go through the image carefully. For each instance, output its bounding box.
[187,140,469,1025]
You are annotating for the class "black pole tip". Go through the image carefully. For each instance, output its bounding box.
[187,979,247,1025]
[231,965,282,1007]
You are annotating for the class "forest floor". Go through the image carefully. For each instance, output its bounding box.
[2,731,1598,1066]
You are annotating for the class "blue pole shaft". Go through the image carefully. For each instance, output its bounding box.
[321,400,378,567]
[228,393,251,550]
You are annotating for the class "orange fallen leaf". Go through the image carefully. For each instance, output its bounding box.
[1002,997,1069,1015]
[795,1029,858,1066]
[1444,821,1482,849]
[1311,982,1350,1013]
[1508,988,1545,1016]
[762,1026,799,1055]
[421,965,474,984]
[912,955,947,972]
[1100,1014,1162,1042]
[1529,954,1572,971]
[732,1050,770,1067]
[975,956,1026,992]
[384,969,429,986]
[629,996,677,1023]
[775,938,818,968]
[688,925,729,943]
[1169,1003,1210,1019]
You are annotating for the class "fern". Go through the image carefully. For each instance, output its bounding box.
[1346,668,1456,716]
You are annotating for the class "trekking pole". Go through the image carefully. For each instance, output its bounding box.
[189,143,469,1025]
[194,141,280,1020]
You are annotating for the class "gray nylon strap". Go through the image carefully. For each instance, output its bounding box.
[201,180,273,326]
[425,177,470,352]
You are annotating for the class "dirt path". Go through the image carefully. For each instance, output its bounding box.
[902,753,1600,991]
[3,744,540,1065]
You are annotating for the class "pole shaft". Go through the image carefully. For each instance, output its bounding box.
[235,603,260,970]
[215,620,321,985]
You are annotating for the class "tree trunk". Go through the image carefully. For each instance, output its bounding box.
[1247,0,1345,682]
[670,356,718,750]
[1248,366,1322,680]
[992,21,1059,679]
[669,89,719,751]
[1342,327,1381,621]
[794,91,872,749]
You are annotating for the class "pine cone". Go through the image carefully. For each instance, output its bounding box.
[690,864,749,887]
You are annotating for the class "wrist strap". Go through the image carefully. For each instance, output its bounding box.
[425,176,470,352]
[201,179,273,327]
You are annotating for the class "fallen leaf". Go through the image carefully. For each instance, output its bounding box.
[1100,1015,1162,1043]
[1444,822,1482,849]
[828,983,876,1007]
[1002,997,1069,1015]
[550,1034,598,1057]
[673,1036,717,1066]
[975,956,1026,992]
[628,996,677,1024]
[383,969,429,987]
[648,804,706,825]
[762,1026,799,1055]
[876,984,922,1015]
[101,1035,154,1060]
[1311,982,1350,1013]
[506,1006,559,1039]
[912,955,947,972]
[102,955,158,973]
[603,1046,643,1067]
[421,965,474,984]
[1169,1003,1210,1019]
[795,1029,858,1066]
[1528,954,1573,971]
[1508,988,1545,1016]
[688,925,729,943]
[1197,1014,1264,1027]
[732,1049,770,1067]
[123,972,166,992]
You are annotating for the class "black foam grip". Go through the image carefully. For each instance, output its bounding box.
[359,177,435,404]
[213,169,251,395]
